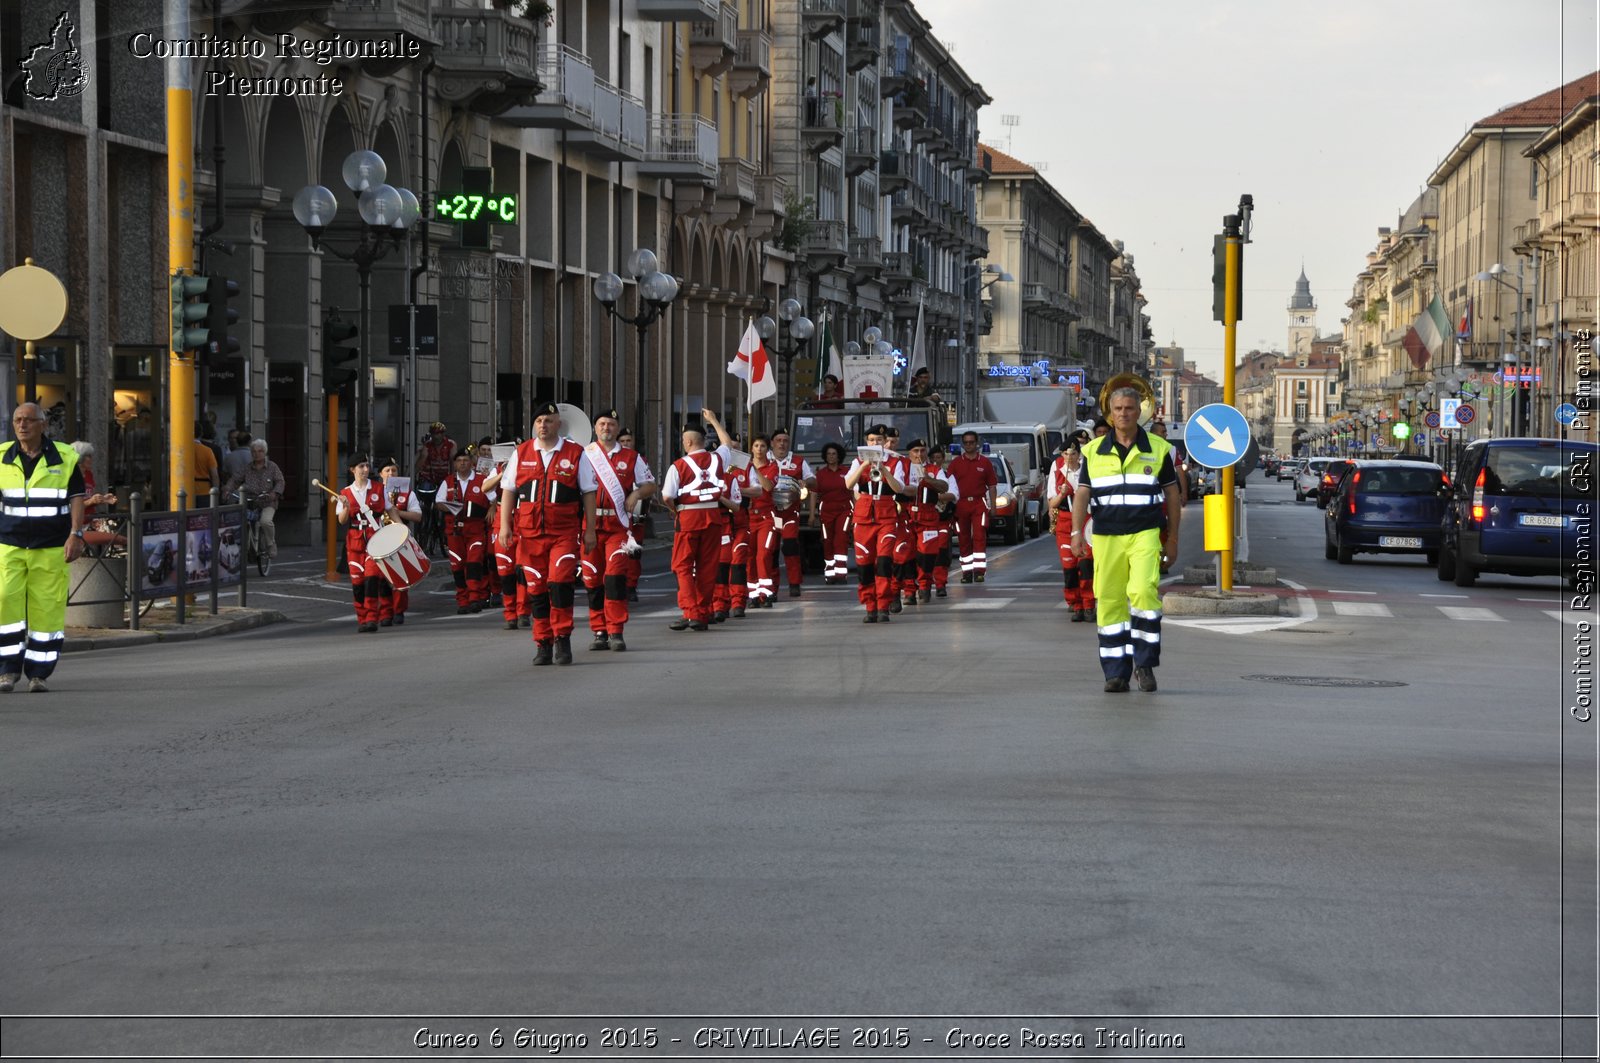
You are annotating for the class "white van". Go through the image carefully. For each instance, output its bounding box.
[951,421,1050,537]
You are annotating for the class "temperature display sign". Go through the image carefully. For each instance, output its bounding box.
[434,193,517,223]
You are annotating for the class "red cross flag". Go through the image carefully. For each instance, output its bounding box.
[728,318,777,409]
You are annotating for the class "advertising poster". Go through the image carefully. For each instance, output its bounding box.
[209,510,244,587]
[139,514,180,598]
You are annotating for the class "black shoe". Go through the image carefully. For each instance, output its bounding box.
[505,619,518,630]
[960,573,973,584]
[533,642,554,666]
[358,623,376,633]
[519,615,531,628]
[877,610,891,622]
[903,593,918,607]
[628,588,639,602]
[669,618,692,631]
[975,572,985,583]
[731,605,746,618]
[553,636,573,665]
[1070,609,1086,623]
[918,590,931,604]
[888,597,902,614]
[456,605,469,615]
[863,611,878,624]
[1134,667,1157,692]
[935,587,948,598]
[470,601,484,614]
[689,620,709,631]
[713,610,729,623]
[486,595,502,610]
[590,633,610,651]
[609,634,626,652]
[789,585,801,597]
[1104,676,1129,693]
[393,614,405,626]
[380,618,393,627]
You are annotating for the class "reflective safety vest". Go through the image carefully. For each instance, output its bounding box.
[672,450,726,507]
[512,438,587,536]
[0,439,80,549]
[444,472,492,523]
[852,456,906,524]
[1083,429,1174,536]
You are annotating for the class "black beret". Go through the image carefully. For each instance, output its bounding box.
[592,407,620,423]
[906,438,927,450]
[532,401,560,419]
[454,447,473,460]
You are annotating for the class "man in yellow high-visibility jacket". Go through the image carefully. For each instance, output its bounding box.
[1069,387,1181,693]
[1,403,88,693]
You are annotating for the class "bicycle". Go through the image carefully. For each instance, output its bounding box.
[227,491,272,576]
[416,479,448,559]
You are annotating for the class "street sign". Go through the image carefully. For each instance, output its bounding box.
[1424,411,1441,428]
[1454,404,1475,425]
[1440,398,1460,428]
[1184,402,1252,469]
[1556,402,1579,426]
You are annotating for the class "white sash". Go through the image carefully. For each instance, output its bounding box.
[586,442,641,555]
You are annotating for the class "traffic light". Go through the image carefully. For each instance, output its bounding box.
[170,272,210,354]
[204,275,240,363]
[323,313,359,395]
[1211,235,1243,324]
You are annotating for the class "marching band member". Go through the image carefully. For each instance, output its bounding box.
[702,411,767,617]
[660,423,735,631]
[499,402,598,667]
[768,428,815,597]
[946,430,998,583]
[617,428,645,602]
[378,458,421,626]
[482,443,528,631]
[1046,440,1095,621]
[336,455,391,633]
[882,428,917,610]
[844,424,908,623]
[810,442,851,583]
[436,448,493,614]
[581,409,656,653]
[745,434,780,607]
[906,440,955,604]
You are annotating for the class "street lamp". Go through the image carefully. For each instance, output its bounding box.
[293,150,420,458]
[955,264,1013,418]
[595,248,679,454]
[756,297,814,426]
[1476,262,1526,437]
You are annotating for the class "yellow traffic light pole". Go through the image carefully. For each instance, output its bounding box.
[165,0,193,509]
[1218,196,1251,592]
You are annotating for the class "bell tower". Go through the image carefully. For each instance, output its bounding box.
[1287,268,1317,363]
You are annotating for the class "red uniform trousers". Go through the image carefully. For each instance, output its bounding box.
[493,526,527,622]
[445,515,490,608]
[714,511,751,613]
[892,515,917,598]
[914,520,951,591]
[671,508,722,623]
[773,508,805,589]
[955,498,990,574]
[1055,520,1096,611]
[518,529,581,642]
[819,506,851,580]
[583,518,637,635]
[749,511,778,602]
[346,529,393,625]
[852,520,899,612]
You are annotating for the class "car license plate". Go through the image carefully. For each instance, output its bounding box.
[1519,513,1566,528]
[1379,536,1422,548]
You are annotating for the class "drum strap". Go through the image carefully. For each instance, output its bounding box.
[586,443,640,555]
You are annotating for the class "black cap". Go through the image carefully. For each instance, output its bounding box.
[347,452,372,469]
[532,401,560,419]
[379,456,402,470]
[867,423,891,437]
[929,445,946,456]
[906,438,927,450]
[592,407,620,423]
[454,447,473,460]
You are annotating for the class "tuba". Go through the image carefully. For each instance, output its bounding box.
[1098,372,1157,427]
[556,403,593,444]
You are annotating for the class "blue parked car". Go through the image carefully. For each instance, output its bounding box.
[1324,460,1449,565]
[1437,437,1597,589]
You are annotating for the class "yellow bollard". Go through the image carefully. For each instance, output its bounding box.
[1203,493,1231,553]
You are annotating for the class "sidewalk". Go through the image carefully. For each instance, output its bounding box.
[64,606,287,654]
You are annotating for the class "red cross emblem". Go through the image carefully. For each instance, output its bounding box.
[858,385,880,399]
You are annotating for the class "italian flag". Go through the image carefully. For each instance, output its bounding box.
[1402,294,1451,370]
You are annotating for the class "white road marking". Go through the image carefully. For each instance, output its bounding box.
[1328,588,1377,595]
[1421,593,1469,599]
[244,590,348,604]
[948,598,1015,610]
[1518,598,1561,603]
[1547,611,1589,625]
[1332,601,1393,617]
[1437,606,1504,622]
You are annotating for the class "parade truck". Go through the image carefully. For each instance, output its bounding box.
[789,395,954,572]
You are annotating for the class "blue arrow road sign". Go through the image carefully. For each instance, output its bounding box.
[1556,403,1579,426]
[1185,402,1253,469]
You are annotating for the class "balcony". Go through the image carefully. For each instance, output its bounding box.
[889,187,924,226]
[503,44,593,129]
[880,39,914,97]
[708,156,758,228]
[889,278,927,315]
[878,150,909,193]
[689,3,738,76]
[802,219,849,267]
[730,28,771,98]
[848,235,883,277]
[801,0,845,40]
[568,80,647,161]
[636,0,719,20]
[893,85,930,132]
[844,0,879,20]
[325,0,438,74]
[1022,282,1050,310]
[431,6,542,114]
[844,124,878,177]
[801,99,844,154]
[754,173,789,238]
[846,22,879,72]
[882,251,913,289]
[637,115,719,185]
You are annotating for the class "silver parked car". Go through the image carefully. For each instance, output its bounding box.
[1294,457,1335,501]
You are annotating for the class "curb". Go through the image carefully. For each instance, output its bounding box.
[63,609,289,654]
[1162,589,1285,616]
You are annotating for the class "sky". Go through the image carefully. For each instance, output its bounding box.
[912,0,1599,380]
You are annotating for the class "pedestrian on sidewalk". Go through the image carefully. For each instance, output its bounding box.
[1,402,88,693]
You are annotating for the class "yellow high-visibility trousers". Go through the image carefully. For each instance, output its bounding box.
[1091,528,1163,680]
[0,543,68,680]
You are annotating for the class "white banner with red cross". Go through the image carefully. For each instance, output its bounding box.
[843,355,896,401]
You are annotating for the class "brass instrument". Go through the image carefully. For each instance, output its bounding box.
[1098,372,1157,427]
[556,403,593,445]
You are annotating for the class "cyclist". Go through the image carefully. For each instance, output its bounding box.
[221,438,284,561]
[413,421,455,555]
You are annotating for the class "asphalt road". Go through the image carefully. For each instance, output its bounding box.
[2,478,1593,1061]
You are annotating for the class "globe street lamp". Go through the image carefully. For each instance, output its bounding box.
[955,264,1014,418]
[595,248,679,453]
[1476,262,1526,437]
[756,297,814,426]
[293,150,420,458]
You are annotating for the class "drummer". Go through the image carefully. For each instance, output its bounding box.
[335,454,391,633]
[767,429,816,598]
[378,458,421,626]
